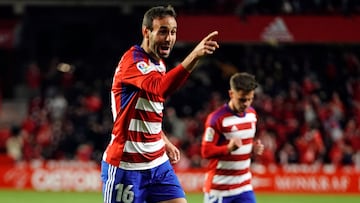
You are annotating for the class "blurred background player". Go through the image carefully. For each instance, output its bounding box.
[201,72,264,203]
[100,5,219,203]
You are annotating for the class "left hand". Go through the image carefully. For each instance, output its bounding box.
[253,139,264,155]
[166,142,181,164]
[191,31,219,58]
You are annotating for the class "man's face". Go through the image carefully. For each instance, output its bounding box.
[229,89,255,113]
[147,16,177,60]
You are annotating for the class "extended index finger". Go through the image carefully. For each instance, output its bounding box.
[203,31,218,41]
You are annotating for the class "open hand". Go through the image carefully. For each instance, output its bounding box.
[166,142,181,164]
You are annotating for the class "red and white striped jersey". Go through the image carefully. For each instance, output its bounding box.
[201,104,257,197]
[102,45,190,170]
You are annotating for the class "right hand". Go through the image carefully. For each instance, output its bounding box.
[228,138,242,152]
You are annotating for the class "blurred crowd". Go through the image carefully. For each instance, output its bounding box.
[0,2,360,169]
[1,44,359,169]
[163,44,360,169]
[181,0,360,16]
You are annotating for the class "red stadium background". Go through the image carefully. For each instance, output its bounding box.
[1,0,360,196]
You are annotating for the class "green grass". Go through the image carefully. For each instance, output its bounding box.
[0,190,102,203]
[188,192,360,203]
[255,193,360,203]
[0,190,359,203]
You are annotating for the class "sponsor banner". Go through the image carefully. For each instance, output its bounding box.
[177,15,360,43]
[0,160,101,191]
[1,160,359,193]
[176,164,360,193]
[251,164,360,193]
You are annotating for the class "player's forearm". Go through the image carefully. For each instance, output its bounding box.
[181,52,200,73]
[201,144,229,159]
[161,131,171,145]
[141,64,190,98]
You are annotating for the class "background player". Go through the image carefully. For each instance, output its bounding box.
[201,72,264,203]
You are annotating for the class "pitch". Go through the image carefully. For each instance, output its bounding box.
[0,190,359,203]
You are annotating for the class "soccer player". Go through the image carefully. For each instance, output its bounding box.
[201,72,264,203]
[100,5,219,203]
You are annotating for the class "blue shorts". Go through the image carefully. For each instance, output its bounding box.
[204,190,256,203]
[101,160,185,203]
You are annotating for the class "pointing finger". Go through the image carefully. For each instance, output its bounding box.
[203,31,218,41]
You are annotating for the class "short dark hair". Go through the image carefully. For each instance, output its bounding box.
[142,5,177,30]
[230,72,258,92]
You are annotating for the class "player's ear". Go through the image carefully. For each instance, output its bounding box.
[228,89,233,98]
[142,26,150,39]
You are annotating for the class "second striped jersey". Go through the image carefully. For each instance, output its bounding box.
[201,103,257,197]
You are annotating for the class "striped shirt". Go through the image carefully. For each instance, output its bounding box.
[102,45,189,170]
[201,104,257,197]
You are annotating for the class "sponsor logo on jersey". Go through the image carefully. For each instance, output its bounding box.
[204,127,215,142]
[136,61,155,74]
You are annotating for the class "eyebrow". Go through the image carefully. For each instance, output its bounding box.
[239,97,253,102]
[159,26,177,29]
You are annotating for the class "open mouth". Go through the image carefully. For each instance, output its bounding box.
[159,45,170,54]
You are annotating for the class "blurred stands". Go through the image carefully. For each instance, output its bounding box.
[0,0,359,169]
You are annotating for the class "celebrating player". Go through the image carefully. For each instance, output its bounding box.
[100,5,219,203]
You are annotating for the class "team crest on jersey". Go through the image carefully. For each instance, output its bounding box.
[204,127,215,142]
[136,61,155,74]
